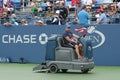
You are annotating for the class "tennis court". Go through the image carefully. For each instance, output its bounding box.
[0,63,120,80]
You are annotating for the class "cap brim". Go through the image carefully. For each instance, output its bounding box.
[66,27,71,28]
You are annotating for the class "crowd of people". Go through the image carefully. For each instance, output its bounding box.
[0,0,120,26]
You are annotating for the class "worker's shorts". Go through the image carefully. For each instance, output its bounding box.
[68,42,82,48]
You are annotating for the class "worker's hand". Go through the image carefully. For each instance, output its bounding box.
[79,43,82,46]
[79,35,86,40]
[83,34,86,37]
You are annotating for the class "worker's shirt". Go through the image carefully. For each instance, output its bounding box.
[63,31,73,44]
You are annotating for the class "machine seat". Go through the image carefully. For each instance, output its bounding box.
[58,37,74,48]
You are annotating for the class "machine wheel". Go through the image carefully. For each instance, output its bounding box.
[81,69,89,73]
[61,69,68,73]
[49,64,59,73]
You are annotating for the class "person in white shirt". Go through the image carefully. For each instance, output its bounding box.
[51,10,63,25]
[117,2,120,9]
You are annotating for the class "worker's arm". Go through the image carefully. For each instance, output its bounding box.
[72,34,81,39]
[65,36,74,43]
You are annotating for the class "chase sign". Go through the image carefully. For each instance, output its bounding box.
[2,33,48,45]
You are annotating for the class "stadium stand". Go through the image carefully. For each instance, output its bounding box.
[0,0,120,26]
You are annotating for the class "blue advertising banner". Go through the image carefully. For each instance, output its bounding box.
[0,24,120,66]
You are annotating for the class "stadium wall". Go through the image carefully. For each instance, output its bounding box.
[0,24,120,66]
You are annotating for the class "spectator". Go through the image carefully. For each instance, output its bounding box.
[6,0,14,15]
[96,0,104,4]
[31,0,38,16]
[92,0,97,4]
[31,0,38,7]
[74,2,82,17]
[86,7,92,17]
[51,10,63,25]
[99,0,113,11]
[38,7,43,17]
[10,14,18,24]
[3,0,14,10]
[21,19,28,25]
[110,2,117,10]
[55,1,60,10]
[11,14,16,19]
[1,17,9,25]
[46,1,52,7]
[59,1,68,20]
[3,0,8,5]
[1,12,9,25]
[35,20,44,26]
[108,5,116,15]
[46,7,54,17]
[10,18,19,26]
[38,0,46,11]
[113,0,119,10]
[96,9,107,24]
[117,2,120,10]
[78,6,90,25]
[2,12,8,18]
[99,3,108,11]
[86,7,92,24]
[3,2,7,9]
[72,0,80,6]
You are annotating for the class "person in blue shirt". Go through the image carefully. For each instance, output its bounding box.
[96,0,104,4]
[96,9,107,24]
[63,24,84,59]
[78,6,90,25]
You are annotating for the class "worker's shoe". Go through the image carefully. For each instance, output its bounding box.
[78,57,88,62]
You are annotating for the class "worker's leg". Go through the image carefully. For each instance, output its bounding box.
[75,45,83,59]
[79,45,84,56]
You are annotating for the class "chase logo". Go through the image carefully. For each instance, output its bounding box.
[39,33,48,45]
[2,33,48,45]
[84,26,106,49]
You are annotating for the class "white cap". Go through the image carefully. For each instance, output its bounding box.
[56,1,60,4]
[37,20,43,24]
[46,1,51,6]
[56,10,60,14]
[60,1,64,3]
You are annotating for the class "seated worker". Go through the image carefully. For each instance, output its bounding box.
[63,24,84,59]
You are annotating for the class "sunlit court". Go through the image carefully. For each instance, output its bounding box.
[0,64,120,80]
